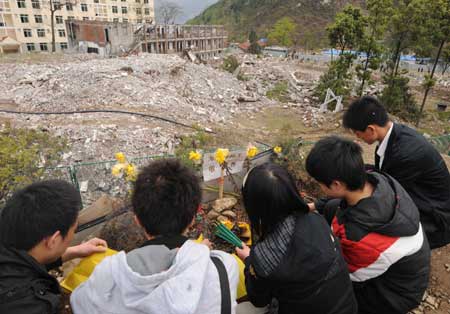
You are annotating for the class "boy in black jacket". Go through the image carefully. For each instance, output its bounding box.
[306,137,430,314]
[343,96,450,249]
[0,180,107,314]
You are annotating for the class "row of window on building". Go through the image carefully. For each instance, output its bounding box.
[26,42,67,51]
[16,0,152,10]
[23,28,65,38]
[16,14,140,24]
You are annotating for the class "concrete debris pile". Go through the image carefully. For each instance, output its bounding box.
[0,54,272,125]
[6,115,177,165]
[234,54,321,104]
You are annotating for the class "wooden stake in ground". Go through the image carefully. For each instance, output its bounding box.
[219,167,224,199]
[214,148,229,200]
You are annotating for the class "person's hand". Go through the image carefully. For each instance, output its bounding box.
[201,238,213,250]
[308,202,315,212]
[62,238,107,262]
[235,242,251,261]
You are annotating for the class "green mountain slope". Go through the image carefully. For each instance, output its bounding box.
[188,0,365,48]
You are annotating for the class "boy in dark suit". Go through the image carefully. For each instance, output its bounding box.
[343,96,450,249]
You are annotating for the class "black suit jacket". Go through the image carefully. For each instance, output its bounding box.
[376,123,450,248]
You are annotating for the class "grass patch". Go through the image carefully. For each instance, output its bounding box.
[266,81,290,103]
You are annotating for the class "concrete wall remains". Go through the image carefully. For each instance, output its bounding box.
[66,20,136,57]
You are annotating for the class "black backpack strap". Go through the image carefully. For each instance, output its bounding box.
[211,256,232,314]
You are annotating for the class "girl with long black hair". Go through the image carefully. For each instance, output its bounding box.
[235,163,357,314]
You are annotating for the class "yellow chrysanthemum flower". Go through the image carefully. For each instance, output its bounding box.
[111,163,124,177]
[274,146,282,154]
[189,150,202,161]
[246,146,258,159]
[115,152,126,164]
[125,164,137,181]
[215,148,229,165]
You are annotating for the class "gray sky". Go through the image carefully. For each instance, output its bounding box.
[154,0,219,24]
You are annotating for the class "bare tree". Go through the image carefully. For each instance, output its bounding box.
[158,1,182,25]
[46,0,77,52]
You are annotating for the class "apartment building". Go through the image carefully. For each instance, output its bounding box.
[0,0,154,53]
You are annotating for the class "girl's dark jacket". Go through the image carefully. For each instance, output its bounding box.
[243,212,358,314]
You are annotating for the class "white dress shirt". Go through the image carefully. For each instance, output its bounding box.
[376,122,394,168]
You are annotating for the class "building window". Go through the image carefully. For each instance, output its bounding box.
[112,6,117,13]
[20,14,28,23]
[135,8,141,14]
[144,8,149,15]
[23,29,32,37]
[94,0,99,2]
[55,16,63,24]
[81,3,88,11]
[40,43,48,51]
[113,18,119,22]
[58,29,65,37]
[121,6,127,14]
[135,0,140,2]
[37,28,45,37]
[67,16,75,20]
[26,43,35,51]
[144,0,148,3]
[17,0,26,8]
[83,17,89,20]
[60,42,68,50]
[66,3,73,10]
[122,18,128,22]
[34,15,43,23]
[121,0,125,2]
[31,0,40,9]
[136,18,142,23]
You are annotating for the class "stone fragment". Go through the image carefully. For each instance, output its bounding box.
[211,197,238,213]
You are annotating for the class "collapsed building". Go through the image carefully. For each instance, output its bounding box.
[66,20,227,59]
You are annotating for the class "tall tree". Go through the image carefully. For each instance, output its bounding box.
[356,0,393,96]
[48,0,77,53]
[248,30,261,54]
[158,1,183,24]
[327,5,366,55]
[441,45,450,75]
[314,5,366,102]
[267,17,296,47]
[416,0,450,127]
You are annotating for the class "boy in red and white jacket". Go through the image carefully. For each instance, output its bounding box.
[306,136,430,314]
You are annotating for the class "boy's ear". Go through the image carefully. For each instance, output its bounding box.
[331,180,345,191]
[366,125,377,136]
[44,230,62,250]
[134,215,143,228]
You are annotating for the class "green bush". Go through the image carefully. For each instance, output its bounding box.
[0,125,67,202]
[380,74,419,121]
[266,81,290,103]
[313,54,355,105]
[222,55,240,74]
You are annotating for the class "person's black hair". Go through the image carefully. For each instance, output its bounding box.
[242,163,309,239]
[343,96,389,131]
[305,136,367,191]
[132,158,201,236]
[0,180,81,251]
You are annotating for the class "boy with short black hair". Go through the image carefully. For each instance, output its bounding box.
[0,180,107,314]
[306,136,430,314]
[343,96,450,249]
[71,158,239,314]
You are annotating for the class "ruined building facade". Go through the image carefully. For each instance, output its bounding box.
[67,21,227,59]
[0,0,154,54]
[139,24,227,59]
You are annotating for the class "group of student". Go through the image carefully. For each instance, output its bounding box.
[0,96,449,314]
